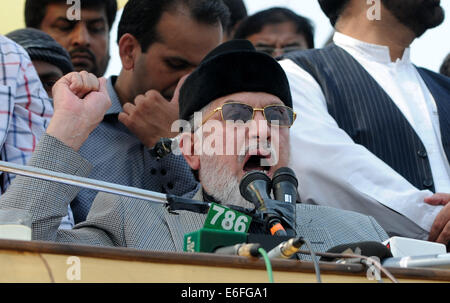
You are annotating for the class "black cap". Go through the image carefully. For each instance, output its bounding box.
[6,28,73,75]
[179,39,292,120]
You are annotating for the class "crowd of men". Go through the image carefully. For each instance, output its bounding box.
[0,0,448,253]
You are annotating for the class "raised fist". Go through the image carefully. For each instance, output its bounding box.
[47,71,111,151]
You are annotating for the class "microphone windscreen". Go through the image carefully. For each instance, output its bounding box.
[272,167,298,187]
[239,170,271,201]
[320,241,393,262]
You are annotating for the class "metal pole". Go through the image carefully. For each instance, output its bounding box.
[0,161,167,205]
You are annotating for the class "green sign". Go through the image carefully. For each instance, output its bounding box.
[203,203,252,233]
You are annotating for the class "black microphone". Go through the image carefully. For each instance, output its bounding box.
[272,167,298,237]
[272,167,299,204]
[320,241,393,262]
[239,171,288,236]
[149,137,180,159]
[239,170,272,209]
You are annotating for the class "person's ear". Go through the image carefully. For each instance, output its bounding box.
[118,33,140,70]
[179,132,200,170]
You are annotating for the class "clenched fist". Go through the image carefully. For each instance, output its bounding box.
[47,71,111,151]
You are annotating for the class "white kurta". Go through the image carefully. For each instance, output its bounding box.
[279,32,449,237]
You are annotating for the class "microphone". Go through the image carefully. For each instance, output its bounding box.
[214,243,261,257]
[267,237,305,259]
[149,137,182,159]
[239,171,288,236]
[320,241,393,262]
[272,167,299,203]
[239,170,272,209]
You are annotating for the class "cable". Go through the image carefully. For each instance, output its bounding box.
[258,247,274,283]
[301,238,322,283]
[297,249,399,283]
[39,253,55,283]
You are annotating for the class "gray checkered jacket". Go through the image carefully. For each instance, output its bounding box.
[0,134,388,253]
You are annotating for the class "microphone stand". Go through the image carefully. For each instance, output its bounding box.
[0,161,210,214]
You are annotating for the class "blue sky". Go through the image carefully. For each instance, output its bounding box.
[105,0,449,76]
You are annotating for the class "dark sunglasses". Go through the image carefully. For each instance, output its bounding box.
[202,102,297,128]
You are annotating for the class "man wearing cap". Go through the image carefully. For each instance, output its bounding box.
[0,40,388,252]
[279,0,450,245]
[6,28,75,229]
[6,28,73,98]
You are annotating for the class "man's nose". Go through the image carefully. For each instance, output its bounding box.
[249,110,271,140]
[272,48,284,58]
[70,23,91,47]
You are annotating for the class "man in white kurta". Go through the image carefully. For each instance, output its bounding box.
[279,0,450,244]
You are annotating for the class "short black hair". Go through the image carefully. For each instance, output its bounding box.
[233,7,315,49]
[222,0,247,35]
[318,0,351,27]
[25,0,118,31]
[118,0,230,52]
[440,53,450,77]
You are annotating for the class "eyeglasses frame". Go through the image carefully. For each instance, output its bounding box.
[201,101,297,128]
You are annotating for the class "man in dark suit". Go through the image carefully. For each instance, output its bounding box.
[279,0,450,245]
[0,40,388,253]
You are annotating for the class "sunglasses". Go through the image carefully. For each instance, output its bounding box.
[202,102,297,128]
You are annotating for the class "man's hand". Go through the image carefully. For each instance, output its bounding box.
[47,71,111,151]
[118,75,188,148]
[425,193,450,245]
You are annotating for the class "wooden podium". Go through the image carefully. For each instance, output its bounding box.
[0,239,449,283]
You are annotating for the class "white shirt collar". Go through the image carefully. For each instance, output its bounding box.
[333,31,411,65]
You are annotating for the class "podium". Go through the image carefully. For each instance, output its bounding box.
[1,239,449,283]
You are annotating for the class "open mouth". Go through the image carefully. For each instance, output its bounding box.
[242,153,273,175]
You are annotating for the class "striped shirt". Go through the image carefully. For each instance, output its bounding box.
[0,35,53,192]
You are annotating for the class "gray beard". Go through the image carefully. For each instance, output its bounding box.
[199,156,254,209]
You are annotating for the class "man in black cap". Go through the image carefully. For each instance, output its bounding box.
[6,28,73,98]
[0,40,388,252]
[279,0,450,245]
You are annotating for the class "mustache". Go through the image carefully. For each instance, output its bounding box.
[69,48,96,61]
[237,142,277,164]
